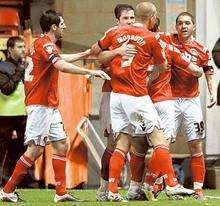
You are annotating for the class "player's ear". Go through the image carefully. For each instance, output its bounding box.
[51,24,57,31]
[7,46,14,58]
[192,24,196,35]
[193,24,196,31]
[115,19,119,25]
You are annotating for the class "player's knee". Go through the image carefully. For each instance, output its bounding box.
[188,139,203,155]
[54,140,68,156]
[150,129,167,146]
[164,137,171,147]
[116,133,131,153]
[25,144,44,161]
[154,138,167,146]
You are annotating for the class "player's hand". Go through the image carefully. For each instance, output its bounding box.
[90,70,111,80]
[148,70,159,84]
[117,39,137,58]
[207,95,216,108]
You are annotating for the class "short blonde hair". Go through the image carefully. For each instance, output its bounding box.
[135,2,156,21]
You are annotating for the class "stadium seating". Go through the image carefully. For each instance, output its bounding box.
[0,7,20,36]
[0,0,23,6]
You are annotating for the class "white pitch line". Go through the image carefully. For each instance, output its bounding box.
[206,195,220,199]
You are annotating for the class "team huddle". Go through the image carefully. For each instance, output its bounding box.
[92,2,215,203]
[0,1,216,204]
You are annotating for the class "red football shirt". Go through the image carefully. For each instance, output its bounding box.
[149,33,191,102]
[99,23,166,97]
[99,27,118,93]
[167,33,213,98]
[25,34,62,107]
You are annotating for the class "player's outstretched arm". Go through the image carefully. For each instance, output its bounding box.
[54,59,110,80]
[187,63,203,77]
[205,72,216,108]
[60,49,91,63]
[90,42,102,56]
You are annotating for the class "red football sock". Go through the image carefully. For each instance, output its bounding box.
[4,155,33,193]
[108,148,126,193]
[191,154,205,189]
[52,154,67,196]
[101,148,113,181]
[145,151,160,186]
[130,152,145,183]
[154,145,177,187]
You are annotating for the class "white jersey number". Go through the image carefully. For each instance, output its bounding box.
[24,57,34,82]
[121,44,136,68]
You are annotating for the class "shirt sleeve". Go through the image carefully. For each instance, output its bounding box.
[151,34,166,65]
[98,28,114,50]
[201,47,214,74]
[41,42,62,64]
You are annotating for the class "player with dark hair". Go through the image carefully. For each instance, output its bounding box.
[98,2,195,202]
[0,37,26,95]
[171,12,215,200]
[148,11,216,201]
[0,9,110,203]
[0,36,27,187]
[91,4,142,201]
[114,4,135,20]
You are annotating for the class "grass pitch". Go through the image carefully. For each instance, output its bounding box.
[0,189,220,206]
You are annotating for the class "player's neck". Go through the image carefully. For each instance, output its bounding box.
[178,35,193,44]
[134,22,144,27]
[135,20,150,30]
[44,32,57,43]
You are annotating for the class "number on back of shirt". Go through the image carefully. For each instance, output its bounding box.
[121,44,136,68]
[24,57,34,82]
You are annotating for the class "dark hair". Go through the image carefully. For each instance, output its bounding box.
[40,9,62,33]
[176,12,195,24]
[114,4,134,19]
[7,36,24,49]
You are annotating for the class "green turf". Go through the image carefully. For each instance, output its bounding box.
[0,189,220,206]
